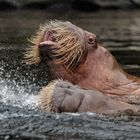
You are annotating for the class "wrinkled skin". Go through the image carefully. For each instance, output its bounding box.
[44,80,136,113]
[36,21,140,112]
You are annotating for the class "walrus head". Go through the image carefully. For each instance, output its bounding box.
[24,20,107,83]
[24,20,97,69]
[24,20,135,95]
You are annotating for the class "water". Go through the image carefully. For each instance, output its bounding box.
[0,10,140,139]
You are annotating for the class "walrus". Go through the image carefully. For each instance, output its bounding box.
[24,20,140,113]
[38,79,135,113]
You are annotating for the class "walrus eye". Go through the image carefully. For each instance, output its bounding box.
[87,35,97,49]
[87,36,95,44]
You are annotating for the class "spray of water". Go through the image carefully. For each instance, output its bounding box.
[0,61,39,109]
[0,80,39,108]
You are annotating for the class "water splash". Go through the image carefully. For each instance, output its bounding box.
[0,79,39,109]
[0,62,39,109]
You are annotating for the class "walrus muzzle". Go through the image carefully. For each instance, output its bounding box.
[38,41,58,63]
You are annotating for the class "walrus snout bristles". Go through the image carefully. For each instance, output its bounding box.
[24,20,86,69]
[24,25,46,64]
[38,80,59,112]
[38,79,75,112]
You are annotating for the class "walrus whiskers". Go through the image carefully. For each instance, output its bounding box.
[24,25,46,64]
[24,20,86,69]
[38,80,59,112]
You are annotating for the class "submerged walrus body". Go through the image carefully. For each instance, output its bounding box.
[24,20,140,113]
[38,79,135,113]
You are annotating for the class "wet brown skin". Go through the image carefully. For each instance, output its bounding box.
[38,23,140,105]
[26,21,140,113]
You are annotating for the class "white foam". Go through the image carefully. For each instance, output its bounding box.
[0,82,39,109]
[0,60,40,109]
